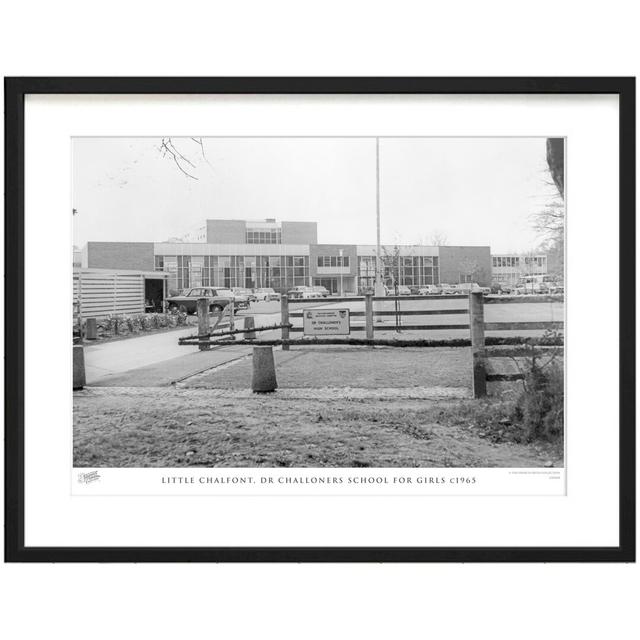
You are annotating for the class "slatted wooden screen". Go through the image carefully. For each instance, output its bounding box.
[73,270,146,319]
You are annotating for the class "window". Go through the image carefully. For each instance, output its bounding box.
[318,255,349,268]
[154,255,164,271]
[177,255,190,290]
[202,255,220,286]
[245,229,282,244]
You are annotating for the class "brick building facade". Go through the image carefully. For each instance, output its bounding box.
[82,219,493,294]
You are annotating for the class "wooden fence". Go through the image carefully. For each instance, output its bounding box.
[73,269,167,321]
[181,292,563,399]
[283,292,563,397]
[74,270,143,320]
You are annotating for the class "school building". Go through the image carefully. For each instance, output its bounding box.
[79,218,493,297]
[490,253,548,285]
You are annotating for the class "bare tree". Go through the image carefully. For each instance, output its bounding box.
[459,257,487,284]
[158,137,212,180]
[416,231,448,246]
[428,231,448,246]
[533,201,564,239]
[380,245,403,289]
[530,138,565,279]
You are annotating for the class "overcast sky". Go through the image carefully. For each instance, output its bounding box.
[73,137,558,252]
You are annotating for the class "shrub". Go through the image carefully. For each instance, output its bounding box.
[81,312,188,340]
[511,352,564,442]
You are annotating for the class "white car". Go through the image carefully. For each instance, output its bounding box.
[311,286,330,297]
[440,283,458,294]
[418,285,442,296]
[287,286,321,299]
[254,287,280,301]
[453,282,491,295]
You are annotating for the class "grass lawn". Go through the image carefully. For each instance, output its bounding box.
[183,346,471,389]
[74,387,562,468]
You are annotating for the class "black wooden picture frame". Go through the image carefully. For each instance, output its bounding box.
[4,77,635,562]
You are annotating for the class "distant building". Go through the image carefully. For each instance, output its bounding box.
[73,245,82,268]
[491,253,547,285]
[81,218,492,295]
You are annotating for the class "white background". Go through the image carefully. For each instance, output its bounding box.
[1,1,638,639]
[26,94,608,547]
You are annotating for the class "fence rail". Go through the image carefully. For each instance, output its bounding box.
[187,292,563,398]
[288,323,470,332]
[285,292,563,397]
[289,308,469,318]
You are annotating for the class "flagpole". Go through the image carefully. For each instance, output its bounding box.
[374,137,385,296]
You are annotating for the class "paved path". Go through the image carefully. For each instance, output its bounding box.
[83,310,279,386]
[84,327,199,384]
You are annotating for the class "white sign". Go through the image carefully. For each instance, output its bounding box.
[303,308,350,336]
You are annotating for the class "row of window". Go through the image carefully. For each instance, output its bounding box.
[157,255,310,290]
[357,268,440,289]
[158,255,437,274]
[245,230,282,244]
[316,256,350,268]
[157,254,446,290]
[156,255,308,270]
[492,256,546,268]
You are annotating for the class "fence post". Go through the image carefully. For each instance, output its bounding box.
[252,345,278,393]
[73,341,86,390]
[365,293,374,340]
[244,315,256,340]
[197,297,209,351]
[469,291,487,398]
[85,317,97,340]
[281,294,290,351]
[77,271,84,340]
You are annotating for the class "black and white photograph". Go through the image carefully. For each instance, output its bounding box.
[72,135,565,473]
[4,73,634,567]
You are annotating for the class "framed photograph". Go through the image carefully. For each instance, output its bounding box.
[4,77,635,562]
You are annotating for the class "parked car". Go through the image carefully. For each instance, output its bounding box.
[254,287,281,301]
[383,285,410,296]
[547,282,564,295]
[439,283,458,295]
[232,287,257,302]
[311,285,330,297]
[500,283,516,295]
[287,286,321,299]
[166,287,234,314]
[218,288,250,310]
[452,282,491,295]
[418,285,442,296]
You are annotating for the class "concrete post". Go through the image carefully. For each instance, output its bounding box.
[281,294,290,351]
[73,344,86,390]
[197,297,209,351]
[85,317,97,340]
[469,291,487,398]
[244,315,256,340]
[252,346,278,393]
[365,293,374,340]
